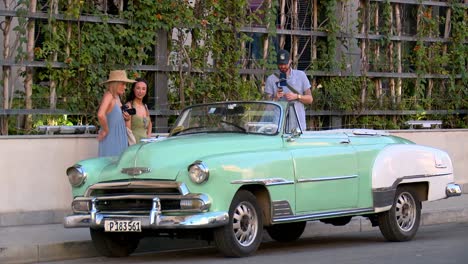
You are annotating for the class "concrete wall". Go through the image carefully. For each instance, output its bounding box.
[1,130,467,226]
[391,130,468,187]
[0,135,98,226]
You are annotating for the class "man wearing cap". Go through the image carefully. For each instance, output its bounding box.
[265,49,313,131]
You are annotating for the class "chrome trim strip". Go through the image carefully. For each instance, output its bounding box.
[374,172,454,193]
[84,181,189,197]
[121,167,152,176]
[64,211,229,229]
[301,129,389,136]
[446,183,462,197]
[231,178,295,186]
[402,172,452,179]
[350,129,389,136]
[297,175,358,183]
[77,193,205,201]
[90,208,207,214]
[272,207,374,223]
[150,197,161,225]
[272,200,293,217]
[299,135,348,139]
[73,193,211,213]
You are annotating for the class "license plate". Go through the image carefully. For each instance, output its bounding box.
[104,220,141,232]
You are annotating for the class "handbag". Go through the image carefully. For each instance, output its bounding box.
[126,127,136,146]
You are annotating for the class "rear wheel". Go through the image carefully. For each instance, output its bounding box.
[90,228,140,257]
[266,221,306,242]
[378,186,421,241]
[214,190,263,257]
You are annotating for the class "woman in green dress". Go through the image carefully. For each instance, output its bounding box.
[124,78,152,144]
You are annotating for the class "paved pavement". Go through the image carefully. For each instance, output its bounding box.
[1,195,467,264]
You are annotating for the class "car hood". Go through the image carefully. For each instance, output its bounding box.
[98,133,282,182]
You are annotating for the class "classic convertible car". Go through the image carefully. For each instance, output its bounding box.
[64,101,461,257]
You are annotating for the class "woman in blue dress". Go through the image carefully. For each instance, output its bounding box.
[97,70,136,157]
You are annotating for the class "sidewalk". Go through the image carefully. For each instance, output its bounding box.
[1,195,468,264]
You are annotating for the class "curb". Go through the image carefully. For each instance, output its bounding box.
[2,209,468,264]
[0,241,98,264]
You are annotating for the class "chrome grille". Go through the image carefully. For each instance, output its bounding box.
[95,198,181,212]
[85,181,189,197]
[84,180,188,213]
[89,187,180,197]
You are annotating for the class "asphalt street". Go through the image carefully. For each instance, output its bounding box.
[46,222,468,264]
[1,195,467,264]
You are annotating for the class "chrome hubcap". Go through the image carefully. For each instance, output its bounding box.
[395,192,416,231]
[232,201,258,247]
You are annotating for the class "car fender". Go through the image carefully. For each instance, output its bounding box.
[70,156,116,197]
[180,149,296,214]
[372,144,454,212]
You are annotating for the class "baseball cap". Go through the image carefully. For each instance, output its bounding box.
[277,49,290,64]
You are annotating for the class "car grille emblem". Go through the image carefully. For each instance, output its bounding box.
[121,167,151,176]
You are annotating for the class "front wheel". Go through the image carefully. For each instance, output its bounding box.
[378,186,421,242]
[90,228,140,257]
[214,190,263,257]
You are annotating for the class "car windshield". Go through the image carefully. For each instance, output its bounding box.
[170,102,282,136]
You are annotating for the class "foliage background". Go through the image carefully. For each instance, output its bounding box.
[0,0,466,134]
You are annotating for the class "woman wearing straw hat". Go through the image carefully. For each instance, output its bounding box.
[97,70,136,157]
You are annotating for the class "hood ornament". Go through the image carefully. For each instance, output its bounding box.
[121,167,151,176]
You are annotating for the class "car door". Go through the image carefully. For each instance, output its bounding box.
[283,105,359,214]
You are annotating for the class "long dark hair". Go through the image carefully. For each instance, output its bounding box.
[126,77,149,104]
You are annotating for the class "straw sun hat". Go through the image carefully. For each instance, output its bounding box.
[101,70,136,85]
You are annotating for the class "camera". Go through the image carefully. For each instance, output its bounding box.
[278,72,287,87]
[121,105,136,115]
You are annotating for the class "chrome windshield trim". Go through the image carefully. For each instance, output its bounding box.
[231,178,295,186]
[272,207,374,223]
[297,174,358,183]
[171,101,283,136]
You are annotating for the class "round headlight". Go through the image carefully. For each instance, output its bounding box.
[66,165,87,187]
[188,161,209,184]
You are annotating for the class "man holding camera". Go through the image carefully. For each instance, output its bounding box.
[264,49,313,131]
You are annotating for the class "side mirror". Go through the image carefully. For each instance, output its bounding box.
[285,127,301,142]
[291,127,301,137]
[169,126,184,136]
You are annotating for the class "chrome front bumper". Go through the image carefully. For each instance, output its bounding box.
[446,183,462,197]
[64,211,229,229]
[64,191,229,229]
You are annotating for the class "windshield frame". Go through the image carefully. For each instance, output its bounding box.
[169,101,284,137]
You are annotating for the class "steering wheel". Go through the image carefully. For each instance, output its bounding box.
[257,123,278,134]
[220,120,247,133]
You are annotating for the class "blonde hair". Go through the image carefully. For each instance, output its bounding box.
[106,81,121,91]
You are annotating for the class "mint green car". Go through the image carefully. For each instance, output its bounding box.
[64,101,461,257]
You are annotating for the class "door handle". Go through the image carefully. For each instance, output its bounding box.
[340,139,350,144]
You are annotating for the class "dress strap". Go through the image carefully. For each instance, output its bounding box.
[144,104,149,117]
